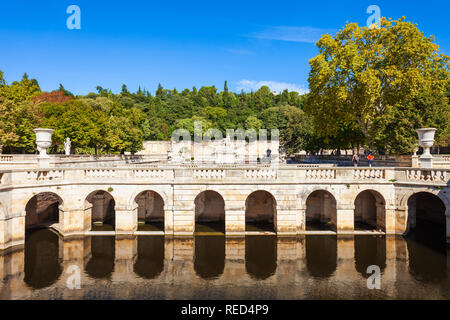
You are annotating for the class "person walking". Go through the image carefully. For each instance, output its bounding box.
[367,152,374,168]
[352,154,359,167]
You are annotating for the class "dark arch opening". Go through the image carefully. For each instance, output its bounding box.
[135,191,165,232]
[245,235,277,280]
[194,235,225,279]
[86,190,116,231]
[406,192,447,282]
[306,190,337,231]
[134,236,165,279]
[25,192,62,231]
[354,235,386,277]
[194,190,225,234]
[24,229,62,289]
[85,236,115,279]
[354,190,385,231]
[305,235,337,278]
[245,191,276,232]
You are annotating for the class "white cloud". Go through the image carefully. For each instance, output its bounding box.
[248,26,336,43]
[236,79,309,94]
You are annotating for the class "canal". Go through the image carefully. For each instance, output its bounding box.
[0,230,448,299]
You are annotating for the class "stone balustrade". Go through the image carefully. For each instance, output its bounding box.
[193,169,226,179]
[405,169,447,182]
[245,169,277,179]
[353,168,385,180]
[305,169,335,180]
[0,166,448,187]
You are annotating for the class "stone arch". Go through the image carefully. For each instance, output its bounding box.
[25,192,63,231]
[134,190,165,231]
[129,188,169,210]
[194,190,225,233]
[85,190,116,231]
[406,191,447,244]
[305,190,337,231]
[245,190,277,232]
[354,189,386,231]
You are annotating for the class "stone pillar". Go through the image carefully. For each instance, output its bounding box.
[384,206,397,234]
[115,206,137,233]
[164,206,174,235]
[336,204,354,234]
[276,209,299,235]
[225,207,245,235]
[0,215,25,250]
[59,207,85,236]
[394,205,408,235]
[173,206,194,235]
[297,208,306,233]
[83,203,92,231]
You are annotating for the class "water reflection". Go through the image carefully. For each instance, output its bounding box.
[354,235,386,276]
[305,235,337,278]
[407,221,447,283]
[24,229,62,289]
[245,236,277,280]
[194,236,225,279]
[85,236,115,279]
[134,236,164,279]
[1,233,448,299]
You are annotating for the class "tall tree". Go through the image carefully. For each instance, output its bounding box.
[305,17,450,153]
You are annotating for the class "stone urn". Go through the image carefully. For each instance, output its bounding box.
[34,128,54,167]
[416,128,436,168]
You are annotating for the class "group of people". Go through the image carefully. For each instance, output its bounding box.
[352,151,374,167]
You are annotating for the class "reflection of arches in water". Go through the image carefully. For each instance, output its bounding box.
[245,236,277,280]
[135,191,165,232]
[85,191,116,231]
[25,192,62,230]
[406,192,447,283]
[134,236,164,279]
[245,191,277,232]
[194,191,225,233]
[305,235,337,278]
[354,236,386,277]
[306,190,337,231]
[24,229,62,289]
[194,236,225,279]
[354,190,385,231]
[85,236,115,279]
[406,237,447,283]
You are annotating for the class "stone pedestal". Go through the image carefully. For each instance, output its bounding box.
[336,206,354,233]
[115,208,137,233]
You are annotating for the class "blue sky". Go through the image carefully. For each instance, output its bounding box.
[0,0,449,95]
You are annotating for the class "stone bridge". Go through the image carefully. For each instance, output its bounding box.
[0,165,449,250]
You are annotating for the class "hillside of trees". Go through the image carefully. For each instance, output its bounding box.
[0,18,448,156]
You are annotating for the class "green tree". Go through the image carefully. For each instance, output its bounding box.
[306,17,450,153]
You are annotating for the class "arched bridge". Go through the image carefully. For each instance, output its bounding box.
[0,165,448,250]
